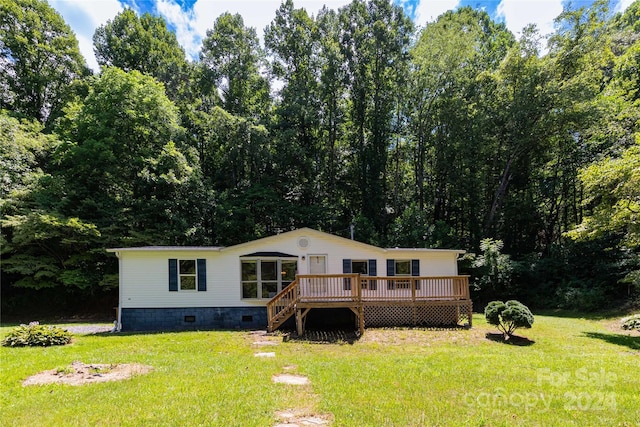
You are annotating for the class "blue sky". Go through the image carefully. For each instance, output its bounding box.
[48,0,635,71]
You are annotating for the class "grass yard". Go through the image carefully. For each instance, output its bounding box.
[1,314,638,426]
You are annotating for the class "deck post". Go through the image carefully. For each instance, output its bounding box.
[295,308,303,336]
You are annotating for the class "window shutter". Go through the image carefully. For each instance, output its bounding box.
[368,259,377,276]
[368,259,377,290]
[412,259,420,290]
[342,259,351,291]
[386,259,395,276]
[342,259,352,273]
[386,259,395,290]
[197,259,207,291]
[169,259,178,292]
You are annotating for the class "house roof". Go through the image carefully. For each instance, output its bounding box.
[106,246,224,253]
[106,227,465,254]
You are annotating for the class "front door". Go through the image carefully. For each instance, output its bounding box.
[307,255,327,295]
[309,255,327,274]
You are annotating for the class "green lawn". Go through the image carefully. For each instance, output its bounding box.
[1,314,638,426]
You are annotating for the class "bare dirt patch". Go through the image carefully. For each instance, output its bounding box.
[359,325,492,346]
[23,361,152,386]
[274,409,332,426]
[603,318,640,336]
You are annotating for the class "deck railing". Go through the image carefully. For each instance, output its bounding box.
[266,279,299,332]
[360,276,470,302]
[267,274,471,331]
[298,274,361,302]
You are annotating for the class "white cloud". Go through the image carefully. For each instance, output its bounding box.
[496,0,564,38]
[49,0,124,72]
[414,0,460,25]
[614,0,635,13]
[150,0,351,60]
[194,1,351,49]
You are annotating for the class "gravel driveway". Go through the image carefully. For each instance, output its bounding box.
[64,324,115,334]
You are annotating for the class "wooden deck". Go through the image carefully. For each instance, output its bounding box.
[267,274,472,335]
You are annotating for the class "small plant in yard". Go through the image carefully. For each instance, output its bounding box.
[621,314,640,331]
[2,322,72,347]
[485,300,534,340]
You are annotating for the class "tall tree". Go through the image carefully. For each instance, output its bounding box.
[200,12,270,119]
[339,0,413,234]
[408,7,513,247]
[265,0,322,214]
[0,0,89,126]
[55,67,198,244]
[93,9,189,101]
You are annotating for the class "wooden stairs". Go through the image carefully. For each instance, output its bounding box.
[266,279,300,332]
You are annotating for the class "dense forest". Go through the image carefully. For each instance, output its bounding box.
[1,0,638,317]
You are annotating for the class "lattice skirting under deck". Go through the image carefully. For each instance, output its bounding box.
[363,301,472,327]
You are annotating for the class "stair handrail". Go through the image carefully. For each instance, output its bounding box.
[267,279,300,332]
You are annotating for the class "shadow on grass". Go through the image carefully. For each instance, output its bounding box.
[533,309,627,321]
[284,329,361,345]
[582,332,640,351]
[485,333,535,346]
[91,328,260,337]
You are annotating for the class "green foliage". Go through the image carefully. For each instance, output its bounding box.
[1,213,103,289]
[621,314,640,331]
[484,300,535,338]
[0,0,89,125]
[567,140,640,248]
[470,239,515,302]
[0,111,58,209]
[200,12,270,118]
[93,8,188,101]
[1,322,72,347]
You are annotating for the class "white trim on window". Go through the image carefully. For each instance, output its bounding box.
[241,257,298,300]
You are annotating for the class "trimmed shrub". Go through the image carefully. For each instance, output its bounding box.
[621,314,640,331]
[2,322,72,347]
[485,300,534,339]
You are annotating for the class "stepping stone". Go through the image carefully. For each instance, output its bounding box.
[253,340,279,346]
[254,352,276,358]
[249,330,268,336]
[283,365,297,371]
[272,374,310,385]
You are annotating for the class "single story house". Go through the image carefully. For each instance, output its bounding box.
[107,227,472,332]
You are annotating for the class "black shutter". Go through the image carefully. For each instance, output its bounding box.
[342,259,351,291]
[368,259,377,290]
[387,259,395,276]
[342,259,352,273]
[386,259,395,290]
[412,259,420,290]
[169,259,178,291]
[411,259,420,276]
[368,259,377,276]
[197,259,207,291]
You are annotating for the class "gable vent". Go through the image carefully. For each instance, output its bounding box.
[297,237,310,249]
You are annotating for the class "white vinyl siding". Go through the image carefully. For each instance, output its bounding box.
[116,229,462,309]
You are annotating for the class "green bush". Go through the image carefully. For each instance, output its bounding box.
[485,300,534,339]
[621,314,640,331]
[1,322,72,347]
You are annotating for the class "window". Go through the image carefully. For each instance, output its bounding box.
[241,260,258,298]
[395,260,411,276]
[179,260,197,290]
[394,260,411,289]
[351,260,368,275]
[169,259,206,292]
[241,259,297,299]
